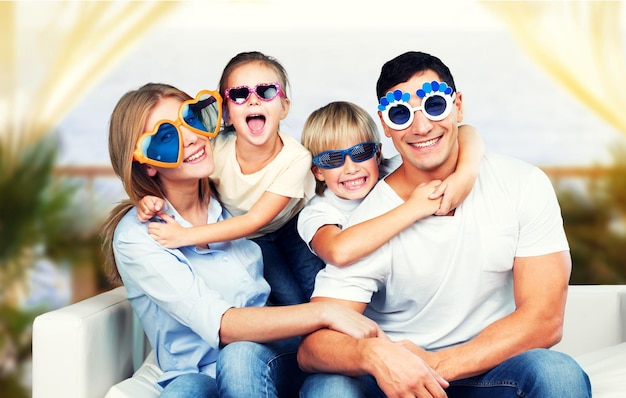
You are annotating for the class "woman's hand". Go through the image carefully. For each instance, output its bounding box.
[321,302,388,340]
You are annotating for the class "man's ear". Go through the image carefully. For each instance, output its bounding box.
[454,91,463,123]
[378,111,392,138]
[311,165,325,182]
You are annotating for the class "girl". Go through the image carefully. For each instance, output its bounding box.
[138,52,324,305]
[297,101,483,266]
[101,83,382,397]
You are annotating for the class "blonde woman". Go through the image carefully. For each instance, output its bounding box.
[101,83,382,397]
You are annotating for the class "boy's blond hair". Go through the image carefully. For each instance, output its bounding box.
[301,101,381,195]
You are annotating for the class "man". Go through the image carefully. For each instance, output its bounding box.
[297,51,591,397]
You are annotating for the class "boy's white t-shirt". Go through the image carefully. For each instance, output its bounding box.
[312,153,569,350]
[211,131,315,238]
[297,155,401,254]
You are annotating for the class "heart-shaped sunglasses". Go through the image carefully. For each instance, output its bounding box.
[133,90,222,168]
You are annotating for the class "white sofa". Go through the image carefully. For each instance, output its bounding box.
[32,284,626,398]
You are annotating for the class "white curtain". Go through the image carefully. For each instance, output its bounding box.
[0,1,178,162]
[481,0,626,136]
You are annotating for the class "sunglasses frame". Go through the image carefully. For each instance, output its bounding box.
[224,82,285,104]
[379,84,456,131]
[312,142,380,170]
[133,89,222,168]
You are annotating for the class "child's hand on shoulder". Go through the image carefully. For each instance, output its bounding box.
[137,195,165,222]
[147,213,186,249]
[407,180,442,217]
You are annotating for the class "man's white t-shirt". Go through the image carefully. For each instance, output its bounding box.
[312,153,569,350]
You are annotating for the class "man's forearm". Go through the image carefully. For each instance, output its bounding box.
[298,329,370,376]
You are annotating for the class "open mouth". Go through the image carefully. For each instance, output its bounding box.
[184,147,205,163]
[246,115,266,133]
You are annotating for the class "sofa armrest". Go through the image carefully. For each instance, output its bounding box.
[552,285,626,357]
[32,286,148,398]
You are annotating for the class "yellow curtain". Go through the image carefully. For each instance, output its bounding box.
[481,0,626,135]
[0,1,178,161]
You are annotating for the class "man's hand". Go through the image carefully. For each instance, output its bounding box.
[366,339,449,398]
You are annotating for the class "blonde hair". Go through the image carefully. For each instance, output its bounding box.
[101,83,212,283]
[301,101,381,195]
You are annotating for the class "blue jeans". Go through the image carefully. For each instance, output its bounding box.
[160,372,218,397]
[252,212,325,305]
[216,337,307,398]
[300,349,591,397]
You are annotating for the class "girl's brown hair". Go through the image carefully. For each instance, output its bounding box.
[101,83,211,283]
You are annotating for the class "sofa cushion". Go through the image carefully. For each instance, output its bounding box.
[105,351,161,398]
[575,342,626,398]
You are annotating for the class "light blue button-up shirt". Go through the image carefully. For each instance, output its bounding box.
[113,196,270,386]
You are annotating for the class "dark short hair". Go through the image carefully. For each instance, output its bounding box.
[375,51,457,99]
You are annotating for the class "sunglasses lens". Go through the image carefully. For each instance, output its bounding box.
[184,93,221,135]
[349,143,378,162]
[423,95,448,118]
[387,104,412,126]
[142,122,181,164]
[314,151,345,169]
[256,84,279,100]
[227,87,250,104]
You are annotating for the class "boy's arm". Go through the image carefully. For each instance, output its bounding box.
[310,180,441,267]
[431,124,484,215]
[147,192,290,248]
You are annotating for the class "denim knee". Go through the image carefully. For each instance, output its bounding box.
[300,373,368,398]
[449,348,591,397]
[515,349,591,396]
[160,372,218,397]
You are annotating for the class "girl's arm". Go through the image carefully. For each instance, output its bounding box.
[431,124,484,215]
[310,180,442,267]
[147,192,290,248]
[136,195,166,222]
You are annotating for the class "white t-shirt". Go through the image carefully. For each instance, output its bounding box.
[312,153,569,350]
[211,131,315,238]
[297,155,402,254]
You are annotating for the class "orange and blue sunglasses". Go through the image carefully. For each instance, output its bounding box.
[133,90,222,168]
[224,82,284,104]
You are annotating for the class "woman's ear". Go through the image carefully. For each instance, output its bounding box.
[145,164,158,177]
[311,165,325,182]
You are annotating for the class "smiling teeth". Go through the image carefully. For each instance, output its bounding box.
[413,138,439,148]
[342,177,365,188]
[185,148,204,162]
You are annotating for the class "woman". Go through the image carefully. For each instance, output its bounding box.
[101,83,382,397]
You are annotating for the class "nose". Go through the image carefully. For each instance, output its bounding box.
[248,90,261,105]
[180,125,199,146]
[342,155,360,174]
[410,109,433,135]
